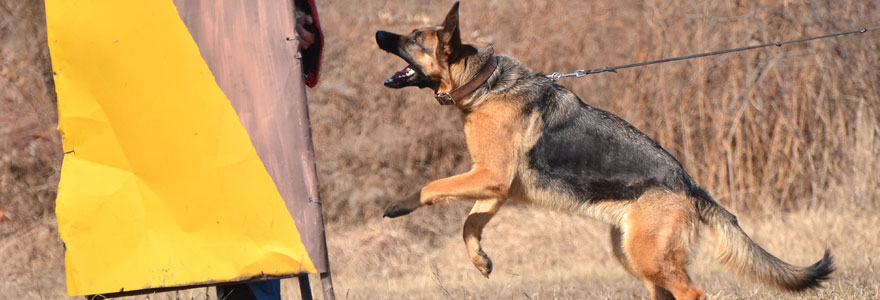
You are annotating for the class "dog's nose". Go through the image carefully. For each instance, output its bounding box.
[375,30,401,52]
[375,31,390,43]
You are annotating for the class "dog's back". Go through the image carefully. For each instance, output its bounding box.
[483,56,699,205]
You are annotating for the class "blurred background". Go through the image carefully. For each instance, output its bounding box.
[1,0,878,299]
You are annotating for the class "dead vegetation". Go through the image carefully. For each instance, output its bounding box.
[1,0,878,299]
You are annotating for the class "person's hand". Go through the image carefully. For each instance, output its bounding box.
[295,15,315,50]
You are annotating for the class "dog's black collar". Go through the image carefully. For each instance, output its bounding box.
[434,55,498,105]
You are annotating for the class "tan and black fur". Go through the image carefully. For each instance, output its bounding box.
[376,3,834,299]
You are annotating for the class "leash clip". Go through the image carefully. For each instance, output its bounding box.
[547,69,590,82]
[434,93,455,105]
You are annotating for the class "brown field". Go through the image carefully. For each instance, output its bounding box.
[1,0,878,299]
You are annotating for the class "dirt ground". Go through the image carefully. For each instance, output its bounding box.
[1,0,878,299]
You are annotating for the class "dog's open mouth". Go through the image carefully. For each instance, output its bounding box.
[384,65,426,88]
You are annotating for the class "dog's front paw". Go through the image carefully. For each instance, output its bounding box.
[383,201,415,218]
[471,248,493,278]
[383,192,421,218]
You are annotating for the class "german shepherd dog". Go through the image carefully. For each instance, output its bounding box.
[376,2,833,299]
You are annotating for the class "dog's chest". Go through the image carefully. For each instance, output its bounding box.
[461,101,525,171]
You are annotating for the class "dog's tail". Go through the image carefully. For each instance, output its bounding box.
[692,188,834,292]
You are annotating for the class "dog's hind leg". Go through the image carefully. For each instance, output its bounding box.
[463,198,506,277]
[611,225,677,300]
[610,225,635,276]
[641,281,678,300]
[624,191,706,300]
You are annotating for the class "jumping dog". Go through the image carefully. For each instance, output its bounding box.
[375,2,833,299]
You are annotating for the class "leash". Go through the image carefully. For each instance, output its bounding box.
[547,25,880,81]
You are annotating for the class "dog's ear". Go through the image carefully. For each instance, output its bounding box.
[439,1,462,60]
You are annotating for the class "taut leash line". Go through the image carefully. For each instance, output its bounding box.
[548,25,880,81]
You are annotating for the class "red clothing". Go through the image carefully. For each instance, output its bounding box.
[298,0,323,87]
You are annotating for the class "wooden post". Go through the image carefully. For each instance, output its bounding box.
[297,275,313,300]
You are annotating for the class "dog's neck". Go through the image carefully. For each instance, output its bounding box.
[435,45,496,108]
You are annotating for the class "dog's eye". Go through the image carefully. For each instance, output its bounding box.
[407,35,420,45]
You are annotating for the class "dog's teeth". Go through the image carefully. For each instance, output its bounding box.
[406,68,415,76]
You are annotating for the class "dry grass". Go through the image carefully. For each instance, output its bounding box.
[1,0,879,299]
[6,206,879,299]
[320,203,880,300]
[0,0,60,239]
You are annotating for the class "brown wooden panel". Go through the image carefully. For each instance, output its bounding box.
[171,0,334,298]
